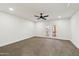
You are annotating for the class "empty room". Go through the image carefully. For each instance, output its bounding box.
[0,3,79,56]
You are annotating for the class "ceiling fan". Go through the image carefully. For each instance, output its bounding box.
[34,13,49,20]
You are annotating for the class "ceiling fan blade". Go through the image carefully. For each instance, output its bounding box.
[37,17,41,20]
[43,18,46,20]
[42,17,46,20]
[44,15,49,17]
[34,15,39,17]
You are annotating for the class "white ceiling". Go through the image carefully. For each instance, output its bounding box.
[0,3,79,21]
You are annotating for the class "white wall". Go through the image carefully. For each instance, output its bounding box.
[35,21,48,37]
[49,19,71,40]
[35,19,71,40]
[0,12,35,47]
[71,11,79,48]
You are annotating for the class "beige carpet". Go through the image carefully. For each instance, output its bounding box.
[0,37,79,56]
